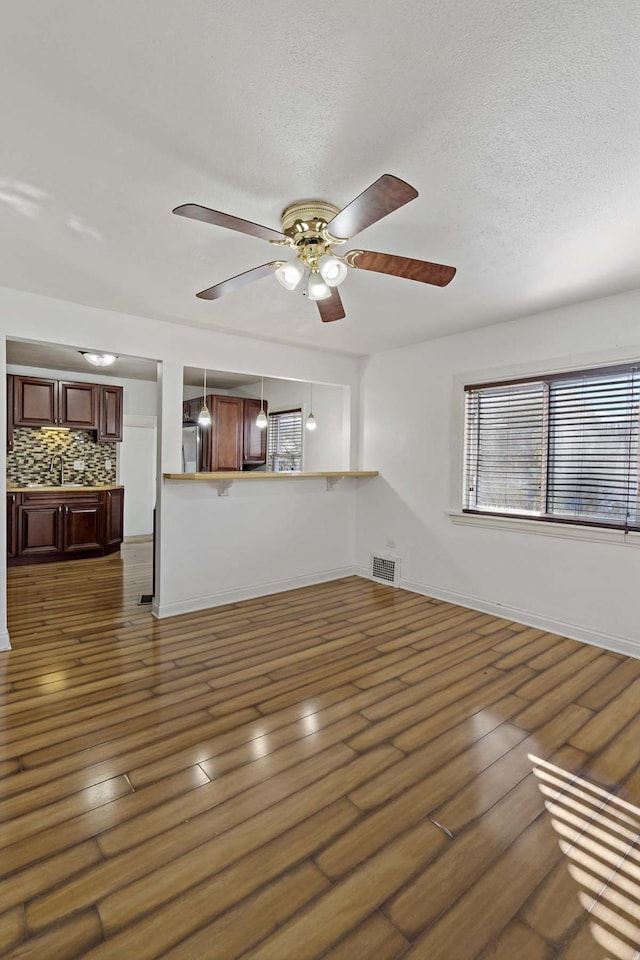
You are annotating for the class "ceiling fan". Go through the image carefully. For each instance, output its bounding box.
[173,174,456,324]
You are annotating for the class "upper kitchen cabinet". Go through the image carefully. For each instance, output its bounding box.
[98,385,123,442]
[243,397,268,465]
[59,381,98,429]
[13,376,58,426]
[11,375,123,439]
[209,395,243,471]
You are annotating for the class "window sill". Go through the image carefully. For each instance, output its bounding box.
[448,510,640,546]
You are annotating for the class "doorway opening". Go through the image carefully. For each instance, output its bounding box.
[5,337,161,648]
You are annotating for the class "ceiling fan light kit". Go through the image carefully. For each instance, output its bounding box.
[173,174,457,324]
[307,270,332,301]
[274,259,305,291]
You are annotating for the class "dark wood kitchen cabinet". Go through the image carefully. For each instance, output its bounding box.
[17,503,63,558]
[59,381,98,429]
[243,397,268,465]
[8,488,124,565]
[62,501,104,553]
[98,385,123,442]
[13,376,59,427]
[6,493,17,558]
[104,487,124,548]
[11,376,122,438]
[209,395,244,471]
[181,390,267,470]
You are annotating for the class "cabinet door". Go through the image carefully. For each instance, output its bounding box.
[59,382,98,429]
[13,376,58,426]
[17,505,63,556]
[211,396,243,471]
[104,488,124,548]
[6,493,17,558]
[243,398,268,464]
[98,385,123,442]
[63,504,103,553]
[7,376,14,452]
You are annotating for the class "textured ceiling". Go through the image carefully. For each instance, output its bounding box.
[1,1,639,355]
[6,340,159,381]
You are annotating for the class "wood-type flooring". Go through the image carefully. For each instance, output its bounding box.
[1,543,640,959]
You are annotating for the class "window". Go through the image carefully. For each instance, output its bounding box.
[267,408,302,472]
[464,364,640,531]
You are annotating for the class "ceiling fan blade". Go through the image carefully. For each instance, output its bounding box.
[196,262,281,300]
[325,175,418,241]
[316,287,346,323]
[173,204,288,244]
[347,250,456,287]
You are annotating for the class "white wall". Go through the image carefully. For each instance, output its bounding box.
[0,285,362,647]
[120,423,157,537]
[237,377,350,471]
[357,288,640,656]
[160,478,356,616]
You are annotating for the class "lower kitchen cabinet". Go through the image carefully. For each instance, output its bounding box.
[6,492,17,558]
[104,487,124,548]
[17,504,63,558]
[63,502,103,553]
[7,488,124,565]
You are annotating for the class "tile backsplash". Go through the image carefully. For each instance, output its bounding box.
[7,428,118,486]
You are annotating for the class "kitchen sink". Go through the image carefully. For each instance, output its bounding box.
[25,483,87,489]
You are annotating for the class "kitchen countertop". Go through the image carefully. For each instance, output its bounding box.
[7,484,124,493]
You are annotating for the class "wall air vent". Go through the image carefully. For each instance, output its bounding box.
[371,554,400,586]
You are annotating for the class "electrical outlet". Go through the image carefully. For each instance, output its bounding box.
[73,460,85,471]
[105,459,112,470]
[385,538,397,549]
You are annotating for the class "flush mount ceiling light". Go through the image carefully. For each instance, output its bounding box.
[256,376,267,429]
[198,367,212,427]
[173,174,457,325]
[80,352,118,367]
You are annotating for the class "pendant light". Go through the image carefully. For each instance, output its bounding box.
[256,376,268,429]
[198,367,212,427]
[306,382,317,431]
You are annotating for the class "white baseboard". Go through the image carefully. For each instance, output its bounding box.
[354,566,640,660]
[153,566,356,620]
[0,630,12,652]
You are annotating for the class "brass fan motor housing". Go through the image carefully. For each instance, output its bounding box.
[280,201,345,266]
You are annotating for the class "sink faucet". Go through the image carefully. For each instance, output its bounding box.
[49,455,65,486]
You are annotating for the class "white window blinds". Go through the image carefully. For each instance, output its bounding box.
[464,365,640,531]
[267,409,302,472]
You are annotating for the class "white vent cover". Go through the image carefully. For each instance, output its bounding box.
[371,554,400,585]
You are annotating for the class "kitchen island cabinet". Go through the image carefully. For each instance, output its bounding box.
[7,486,124,565]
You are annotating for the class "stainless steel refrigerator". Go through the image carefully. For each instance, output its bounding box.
[181,424,201,472]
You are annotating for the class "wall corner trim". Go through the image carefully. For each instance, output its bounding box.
[0,630,11,652]
[353,566,640,661]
